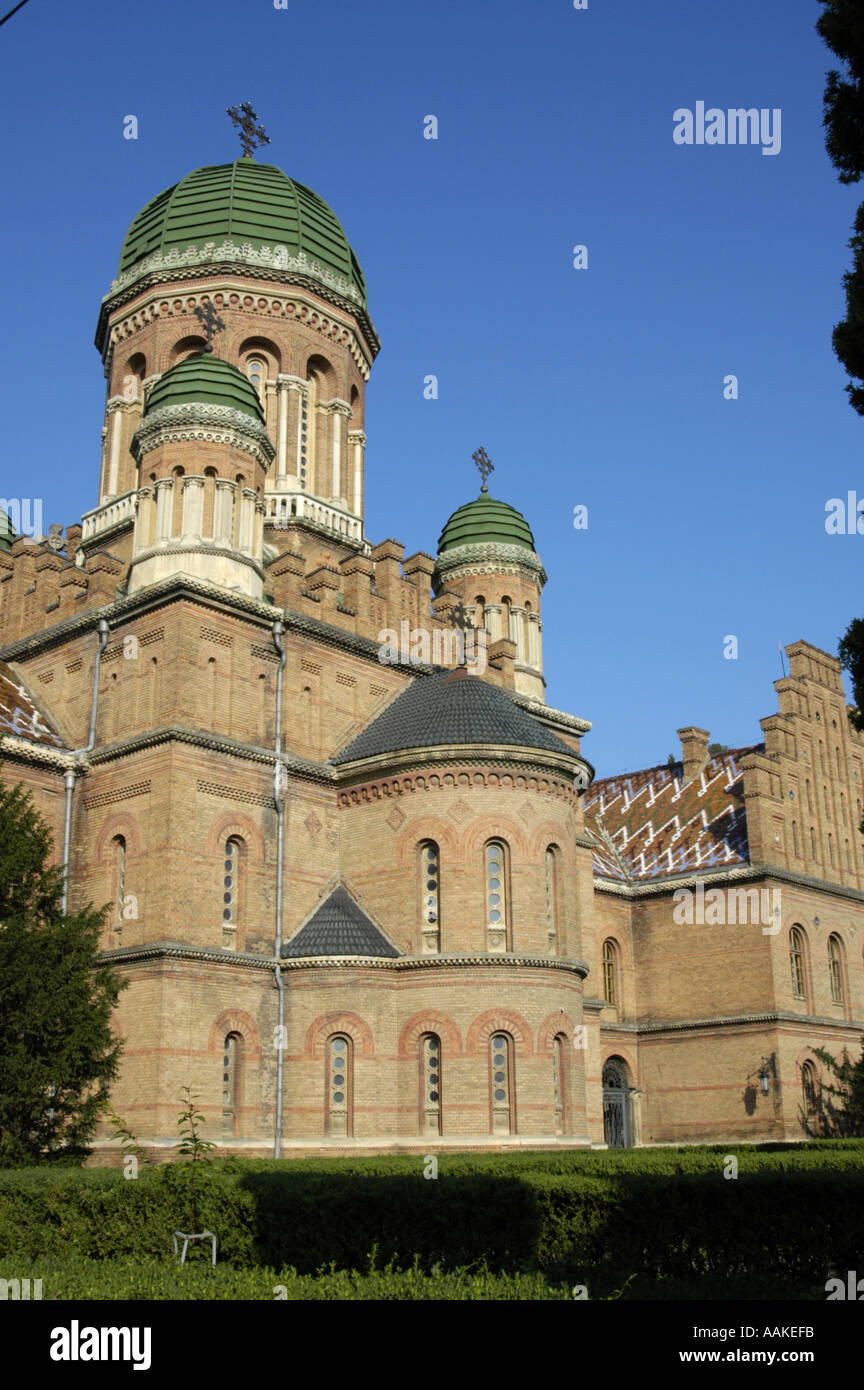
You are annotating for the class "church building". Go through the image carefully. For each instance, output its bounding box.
[1,126,862,1154]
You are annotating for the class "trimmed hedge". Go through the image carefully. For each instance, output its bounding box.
[1,1146,862,1299]
[0,1257,572,1300]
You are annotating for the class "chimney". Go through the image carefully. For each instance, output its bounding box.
[677,726,710,783]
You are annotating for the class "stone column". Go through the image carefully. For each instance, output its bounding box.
[348,429,366,517]
[253,497,265,557]
[329,401,352,506]
[214,479,235,547]
[181,476,205,540]
[276,377,289,479]
[527,612,541,668]
[133,485,155,552]
[485,603,503,641]
[238,487,258,553]
[153,478,174,542]
[105,399,125,500]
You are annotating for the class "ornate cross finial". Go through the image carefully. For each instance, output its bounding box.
[226,103,270,158]
[472,446,494,493]
[194,300,225,349]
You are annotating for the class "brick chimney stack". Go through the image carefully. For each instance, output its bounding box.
[677,726,711,783]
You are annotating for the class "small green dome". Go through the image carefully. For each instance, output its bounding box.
[118,159,366,304]
[144,352,265,422]
[0,507,14,553]
[437,492,536,555]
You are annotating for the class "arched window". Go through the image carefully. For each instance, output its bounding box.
[801,1060,818,1116]
[828,934,845,1004]
[419,841,440,953]
[222,1032,242,1137]
[222,837,242,946]
[789,926,807,1000]
[490,1032,513,1135]
[545,846,560,953]
[552,1033,567,1135]
[602,939,618,1006]
[246,357,266,400]
[112,835,126,929]
[420,1033,441,1135]
[484,840,509,950]
[327,1034,352,1137]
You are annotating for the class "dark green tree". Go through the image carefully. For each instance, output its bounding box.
[818,2,864,410]
[803,1042,864,1137]
[0,768,126,1165]
[838,617,864,731]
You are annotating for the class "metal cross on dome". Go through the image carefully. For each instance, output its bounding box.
[226,103,271,158]
[194,301,225,348]
[472,446,494,493]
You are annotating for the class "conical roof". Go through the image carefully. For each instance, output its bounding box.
[280,884,400,958]
[332,670,576,765]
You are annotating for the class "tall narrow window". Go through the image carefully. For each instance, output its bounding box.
[222,837,241,947]
[222,1032,241,1137]
[419,841,440,953]
[552,1034,567,1135]
[801,1060,818,1116]
[246,357,266,400]
[421,1033,441,1135]
[545,846,560,953]
[113,835,127,930]
[485,840,509,951]
[602,939,618,1005]
[789,927,806,999]
[327,1034,352,1137]
[490,1032,513,1135]
[828,935,844,1004]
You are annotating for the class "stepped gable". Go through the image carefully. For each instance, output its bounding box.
[584,746,758,881]
[0,662,67,749]
[280,884,401,959]
[331,669,578,765]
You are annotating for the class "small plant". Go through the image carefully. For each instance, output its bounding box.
[174,1088,216,1161]
[103,1104,153,1166]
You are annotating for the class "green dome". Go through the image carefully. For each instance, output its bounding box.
[0,507,14,553]
[118,159,366,304]
[437,492,536,555]
[144,352,265,422]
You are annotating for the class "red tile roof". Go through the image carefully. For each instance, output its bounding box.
[0,661,67,750]
[584,747,758,881]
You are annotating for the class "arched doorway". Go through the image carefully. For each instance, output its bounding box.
[602,1056,632,1148]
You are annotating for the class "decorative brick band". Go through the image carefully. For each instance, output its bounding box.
[339,766,577,807]
[84,780,151,809]
[200,627,234,648]
[197,779,272,808]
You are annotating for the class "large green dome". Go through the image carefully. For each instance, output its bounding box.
[143,352,265,422]
[117,159,367,305]
[437,492,536,555]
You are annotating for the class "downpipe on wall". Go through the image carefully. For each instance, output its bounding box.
[272,619,287,1159]
[61,617,109,915]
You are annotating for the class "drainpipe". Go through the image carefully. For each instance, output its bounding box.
[61,618,109,915]
[272,619,287,1159]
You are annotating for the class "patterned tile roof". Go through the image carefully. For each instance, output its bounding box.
[332,670,577,765]
[0,661,67,749]
[280,884,401,958]
[584,747,759,882]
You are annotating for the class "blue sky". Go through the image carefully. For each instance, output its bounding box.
[1,0,860,773]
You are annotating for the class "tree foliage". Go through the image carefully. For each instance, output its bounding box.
[818,1,864,410]
[0,768,126,1165]
[804,1043,864,1137]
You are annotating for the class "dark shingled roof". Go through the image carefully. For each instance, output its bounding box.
[331,670,578,765]
[280,884,401,958]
